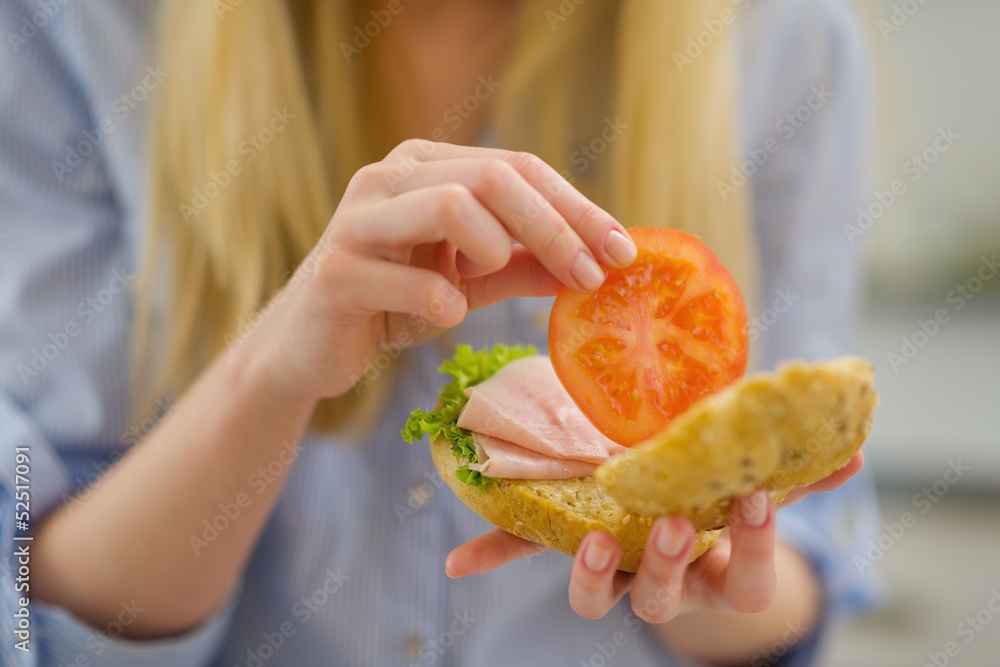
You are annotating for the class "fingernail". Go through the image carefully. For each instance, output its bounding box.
[571,252,606,291]
[741,490,769,528]
[604,230,637,267]
[444,554,458,578]
[584,541,612,572]
[654,518,687,559]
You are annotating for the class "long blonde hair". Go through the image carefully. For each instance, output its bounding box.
[135,0,753,435]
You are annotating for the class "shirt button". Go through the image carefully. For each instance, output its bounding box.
[404,633,423,660]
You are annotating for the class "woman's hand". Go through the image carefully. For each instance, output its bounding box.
[252,140,637,400]
[446,451,863,624]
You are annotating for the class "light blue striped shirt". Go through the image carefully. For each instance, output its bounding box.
[0,1,882,665]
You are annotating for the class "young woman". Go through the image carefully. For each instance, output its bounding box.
[1,0,880,665]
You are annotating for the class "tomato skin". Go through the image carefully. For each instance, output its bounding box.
[549,227,748,446]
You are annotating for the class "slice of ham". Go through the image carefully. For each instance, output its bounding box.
[457,355,626,478]
[468,433,599,479]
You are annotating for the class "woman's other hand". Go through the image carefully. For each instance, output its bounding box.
[446,451,864,625]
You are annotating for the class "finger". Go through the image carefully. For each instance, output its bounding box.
[781,451,865,507]
[413,146,638,268]
[343,184,513,275]
[680,531,731,610]
[722,490,776,614]
[445,529,547,578]
[568,532,631,619]
[384,142,634,269]
[340,259,468,329]
[421,153,637,271]
[462,245,563,308]
[385,246,562,346]
[630,516,693,623]
[390,158,608,292]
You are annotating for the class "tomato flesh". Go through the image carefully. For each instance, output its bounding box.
[549,228,748,446]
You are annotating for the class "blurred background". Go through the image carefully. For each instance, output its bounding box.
[826,1,1000,665]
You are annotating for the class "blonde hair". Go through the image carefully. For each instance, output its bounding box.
[135,0,753,435]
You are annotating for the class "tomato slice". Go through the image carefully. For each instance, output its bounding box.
[548,227,748,446]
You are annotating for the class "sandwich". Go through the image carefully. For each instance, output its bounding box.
[403,228,877,572]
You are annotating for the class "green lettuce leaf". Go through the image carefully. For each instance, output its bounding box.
[402,343,537,491]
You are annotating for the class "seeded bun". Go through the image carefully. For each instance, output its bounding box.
[430,435,720,572]
[431,357,876,570]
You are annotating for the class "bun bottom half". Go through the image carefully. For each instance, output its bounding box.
[430,436,720,573]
